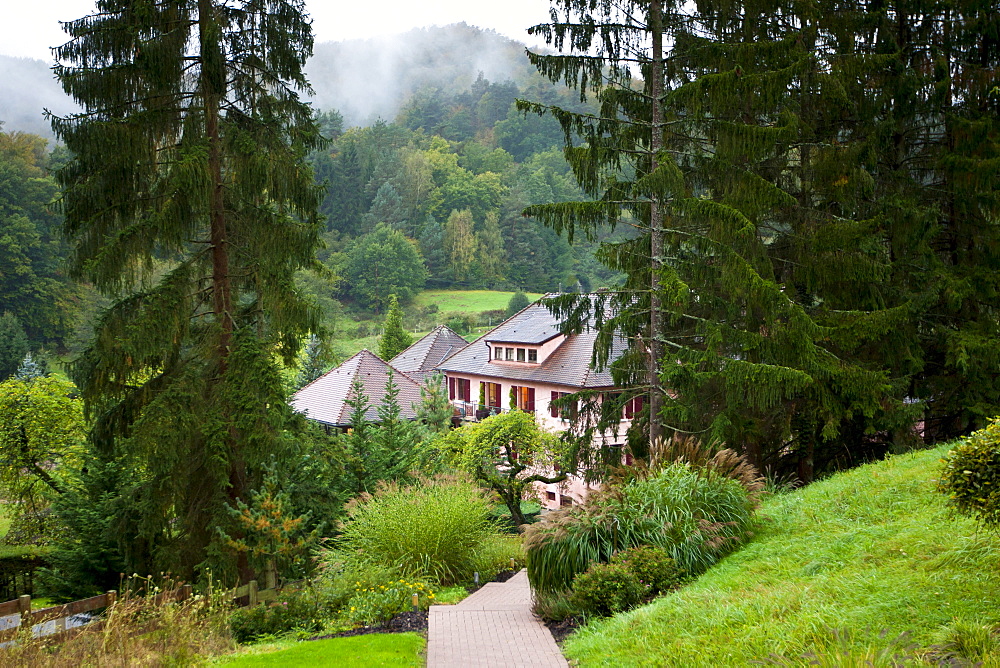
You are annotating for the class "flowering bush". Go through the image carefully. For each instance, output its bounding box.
[343,577,436,625]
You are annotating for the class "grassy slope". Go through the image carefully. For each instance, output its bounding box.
[413,290,544,313]
[215,633,424,667]
[565,445,1000,666]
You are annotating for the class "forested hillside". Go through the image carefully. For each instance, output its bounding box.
[1,23,626,361]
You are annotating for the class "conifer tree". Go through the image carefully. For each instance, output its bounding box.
[378,295,413,361]
[50,0,323,581]
[819,0,1000,442]
[371,369,419,482]
[523,0,910,477]
[0,312,29,381]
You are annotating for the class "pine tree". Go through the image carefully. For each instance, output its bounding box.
[378,295,413,361]
[371,369,419,482]
[297,334,332,389]
[0,312,29,381]
[342,379,374,494]
[50,0,323,581]
[523,0,910,477]
[15,352,45,381]
[819,0,1000,442]
[416,372,452,437]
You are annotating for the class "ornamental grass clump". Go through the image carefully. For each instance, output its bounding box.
[328,475,498,585]
[525,461,758,593]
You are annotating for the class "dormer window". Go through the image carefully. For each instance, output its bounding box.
[490,343,542,364]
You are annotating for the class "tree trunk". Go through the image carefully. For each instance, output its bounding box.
[648,0,666,447]
[199,0,252,586]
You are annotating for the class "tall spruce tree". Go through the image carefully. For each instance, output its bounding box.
[378,294,413,361]
[51,0,323,581]
[819,0,1000,442]
[524,0,912,478]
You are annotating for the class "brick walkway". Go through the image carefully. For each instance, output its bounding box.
[427,570,568,667]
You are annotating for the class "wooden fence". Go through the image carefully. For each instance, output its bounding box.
[0,584,192,644]
[0,578,287,646]
[230,579,305,607]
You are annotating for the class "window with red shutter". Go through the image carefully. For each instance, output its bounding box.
[449,377,455,400]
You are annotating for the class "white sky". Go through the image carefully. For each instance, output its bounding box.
[1,1,552,62]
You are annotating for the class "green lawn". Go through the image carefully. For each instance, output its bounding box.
[216,633,424,667]
[564,444,1000,666]
[413,290,543,313]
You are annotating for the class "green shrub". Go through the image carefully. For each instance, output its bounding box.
[571,562,644,617]
[611,546,682,596]
[328,475,497,585]
[229,591,323,643]
[939,418,1000,526]
[344,577,436,625]
[526,463,757,592]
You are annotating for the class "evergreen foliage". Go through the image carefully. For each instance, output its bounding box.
[522,0,998,477]
[341,373,417,493]
[416,372,453,438]
[378,294,413,361]
[505,291,531,319]
[297,334,332,389]
[0,312,30,380]
[370,369,420,482]
[50,0,323,582]
[15,352,46,380]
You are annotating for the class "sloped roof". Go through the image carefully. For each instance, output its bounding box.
[291,349,423,426]
[390,325,469,382]
[437,300,626,389]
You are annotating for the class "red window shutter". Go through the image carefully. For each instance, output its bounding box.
[449,377,455,400]
[463,379,471,402]
[526,387,535,412]
[550,391,559,418]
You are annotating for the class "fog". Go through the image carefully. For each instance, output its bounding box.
[0,23,534,137]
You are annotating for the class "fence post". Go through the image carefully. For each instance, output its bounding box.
[180,584,192,602]
[248,580,258,606]
[106,590,117,609]
[17,594,30,628]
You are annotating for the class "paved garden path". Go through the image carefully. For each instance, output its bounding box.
[427,570,569,667]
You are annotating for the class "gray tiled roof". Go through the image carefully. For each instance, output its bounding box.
[390,325,470,383]
[291,349,423,426]
[436,300,625,389]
